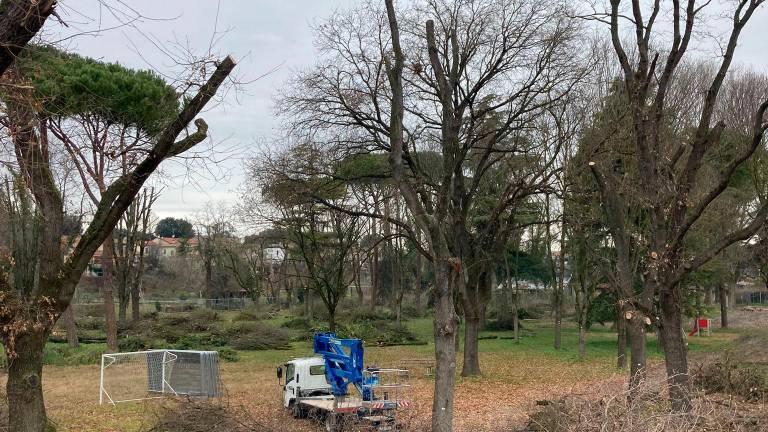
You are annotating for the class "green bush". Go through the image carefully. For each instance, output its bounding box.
[118,336,149,352]
[310,319,419,346]
[42,344,102,366]
[76,317,103,331]
[343,307,394,322]
[217,348,239,362]
[281,317,312,330]
[587,292,617,329]
[220,322,291,350]
[173,333,228,350]
[483,309,533,331]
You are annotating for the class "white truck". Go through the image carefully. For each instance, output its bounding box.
[277,333,410,432]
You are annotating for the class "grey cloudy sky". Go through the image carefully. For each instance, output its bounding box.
[47,1,768,221]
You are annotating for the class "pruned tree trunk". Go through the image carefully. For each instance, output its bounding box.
[659,287,691,412]
[6,330,48,432]
[626,314,647,393]
[616,309,627,369]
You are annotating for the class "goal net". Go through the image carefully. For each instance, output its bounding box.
[99,349,223,405]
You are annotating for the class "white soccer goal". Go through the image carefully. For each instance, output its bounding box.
[99,349,222,405]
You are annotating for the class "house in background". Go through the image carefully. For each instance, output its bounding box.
[146,237,199,259]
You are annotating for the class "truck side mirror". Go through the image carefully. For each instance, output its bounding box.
[277,366,283,380]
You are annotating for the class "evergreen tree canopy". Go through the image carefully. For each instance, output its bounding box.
[18,45,179,135]
[154,217,195,238]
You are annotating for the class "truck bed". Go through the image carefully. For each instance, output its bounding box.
[298,396,363,413]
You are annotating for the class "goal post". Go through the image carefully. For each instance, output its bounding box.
[99,349,222,405]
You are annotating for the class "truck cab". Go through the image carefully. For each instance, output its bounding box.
[279,356,332,408]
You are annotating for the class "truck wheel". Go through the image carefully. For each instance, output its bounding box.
[292,402,307,419]
[325,413,343,432]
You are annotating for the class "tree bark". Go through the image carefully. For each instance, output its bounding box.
[659,287,691,412]
[578,321,587,361]
[616,310,627,369]
[462,315,481,376]
[432,258,458,432]
[414,248,423,316]
[102,235,118,352]
[6,330,48,432]
[626,315,647,393]
[63,304,79,348]
[131,278,141,322]
[718,282,728,328]
[461,271,486,377]
[0,0,57,77]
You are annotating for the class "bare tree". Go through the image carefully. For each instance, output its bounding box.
[588,0,768,411]
[113,187,159,321]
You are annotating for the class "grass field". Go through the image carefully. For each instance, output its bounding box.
[0,310,758,432]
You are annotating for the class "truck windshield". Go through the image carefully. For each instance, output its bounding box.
[286,363,295,384]
[309,365,325,375]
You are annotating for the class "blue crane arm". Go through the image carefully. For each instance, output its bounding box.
[313,332,371,398]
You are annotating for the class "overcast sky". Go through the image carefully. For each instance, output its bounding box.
[47,1,768,222]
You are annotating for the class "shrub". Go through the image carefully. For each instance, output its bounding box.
[119,336,150,352]
[42,344,102,366]
[400,304,423,318]
[310,320,419,346]
[344,307,393,322]
[217,348,239,362]
[281,317,311,330]
[222,322,291,350]
[173,333,228,350]
[76,316,103,331]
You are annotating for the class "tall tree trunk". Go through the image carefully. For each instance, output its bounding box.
[659,287,691,412]
[131,278,141,322]
[370,208,379,310]
[554,216,566,350]
[626,315,647,393]
[6,330,48,432]
[117,275,128,324]
[461,314,481,376]
[461,269,488,376]
[512,269,520,344]
[578,311,587,360]
[307,289,314,321]
[63,304,79,348]
[414,248,423,316]
[102,236,118,352]
[718,282,728,328]
[432,258,458,432]
[328,307,335,333]
[616,309,627,369]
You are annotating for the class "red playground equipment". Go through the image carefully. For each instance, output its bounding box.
[688,318,712,337]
